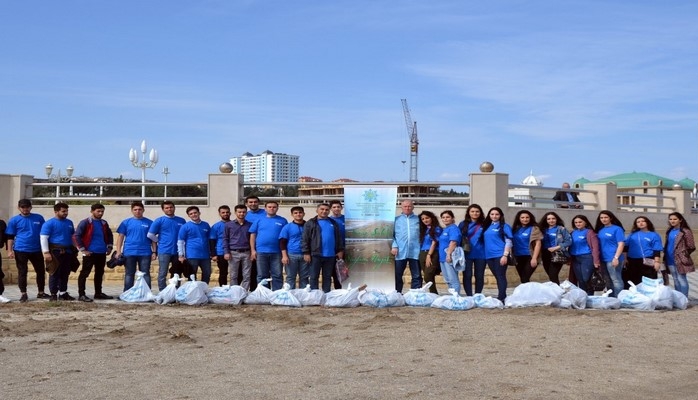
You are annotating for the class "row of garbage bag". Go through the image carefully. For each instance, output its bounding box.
[120,271,689,311]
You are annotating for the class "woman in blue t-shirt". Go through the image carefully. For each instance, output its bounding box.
[480,207,513,301]
[418,211,441,294]
[437,210,462,294]
[537,212,571,284]
[664,212,696,297]
[458,204,486,296]
[624,216,663,286]
[594,210,625,297]
[569,215,600,294]
[511,210,542,284]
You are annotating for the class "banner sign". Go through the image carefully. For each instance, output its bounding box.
[343,187,398,291]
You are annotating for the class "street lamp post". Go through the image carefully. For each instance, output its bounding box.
[129,140,158,201]
[162,166,170,199]
[45,164,74,203]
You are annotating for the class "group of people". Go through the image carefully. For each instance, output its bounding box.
[0,196,348,303]
[392,200,695,302]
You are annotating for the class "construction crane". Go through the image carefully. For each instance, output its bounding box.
[401,99,419,182]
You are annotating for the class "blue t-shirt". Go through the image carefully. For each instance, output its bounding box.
[330,214,346,244]
[420,226,441,251]
[459,221,485,260]
[5,213,45,252]
[210,220,227,256]
[483,222,513,260]
[250,215,288,253]
[117,217,154,256]
[512,226,533,256]
[40,218,75,247]
[597,225,625,262]
[438,224,462,263]
[666,228,679,266]
[625,231,663,259]
[149,215,186,254]
[570,229,592,256]
[178,221,211,259]
[245,209,266,225]
[87,220,108,253]
[318,219,337,257]
[279,222,304,255]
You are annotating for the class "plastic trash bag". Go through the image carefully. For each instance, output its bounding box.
[335,259,349,284]
[560,280,588,309]
[270,283,303,307]
[472,293,504,309]
[207,285,247,305]
[403,282,439,307]
[671,290,688,310]
[119,271,156,303]
[155,274,182,305]
[244,278,274,305]
[359,289,405,308]
[324,283,365,308]
[0,295,10,303]
[175,275,209,306]
[504,282,563,308]
[618,283,655,311]
[289,285,325,306]
[586,289,621,309]
[636,276,673,310]
[431,289,475,311]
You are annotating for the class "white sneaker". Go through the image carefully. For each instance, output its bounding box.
[0,295,10,303]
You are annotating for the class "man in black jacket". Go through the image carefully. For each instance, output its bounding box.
[552,183,582,209]
[302,203,344,292]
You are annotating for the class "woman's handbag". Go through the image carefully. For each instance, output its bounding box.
[550,249,568,264]
[642,258,656,267]
[587,269,607,292]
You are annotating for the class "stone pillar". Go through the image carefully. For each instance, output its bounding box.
[207,173,243,211]
[469,172,510,213]
[0,174,34,220]
[585,183,616,211]
[667,188,690,214]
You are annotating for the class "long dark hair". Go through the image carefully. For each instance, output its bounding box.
[571,215,594,230]
[667,212,691,230]
[480,207,509,244]
[630,216,656,233]
[464,204,485,225]
[538,211,565,233]
[594,210,624,232]
[512,210,537,232]
[419,211,439,243]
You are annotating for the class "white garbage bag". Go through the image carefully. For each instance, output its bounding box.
[323,283,365,308]
[155,274,182,305]
[586,290,621,309]
[671,290,689,310]
[636,276,673,310]
[618,283,655,311]
[175,275,209,305]
[560,280,588,309]
[270,283,302,307]
[119,271,155,303]
[504,282,563,308]
[403,282,439,307]
[289,285,325,306]
[472,293,504,309]
[244,278,274,305]
[207,285,247,305]
[431,289,475,311]
[359,289,405,308]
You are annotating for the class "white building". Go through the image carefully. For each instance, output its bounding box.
[508,170,555,208]
[230,150,299,183]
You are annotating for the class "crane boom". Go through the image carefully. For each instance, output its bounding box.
[401,99,419,182]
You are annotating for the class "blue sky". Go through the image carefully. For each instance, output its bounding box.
[1,0,697,187]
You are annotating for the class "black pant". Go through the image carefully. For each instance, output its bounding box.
[48,251,72,294]
[625,258,657,286]
[14,251,46,293]
[78,253,107,296]
[541,250,563,284]
[216,255,229,286]
[0,258,5,295]
[515,255,536,283]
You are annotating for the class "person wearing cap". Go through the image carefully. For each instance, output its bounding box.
[73,203,114,302]
[4,199,49,302]
[40,202,77,301]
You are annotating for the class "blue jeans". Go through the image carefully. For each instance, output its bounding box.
[486,258,508,301]
[394,258,422,292]
[463,258,486,296]
[604,260,624,297]
[157,253,178,291]
[572,253,595,294]
[667,264,689,297]
[440,261,460,295]
[256,252,283,290]
[310,256,335,293]
[187,258,211,284]
[124,255,152,292]
[286,254,310,289]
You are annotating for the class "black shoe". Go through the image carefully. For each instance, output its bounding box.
[93,293,114,300]
[20,294,28,303]
[59,293,76,301]
[49,294,58,302]
[37,292,51,299]
[78,295,93,303]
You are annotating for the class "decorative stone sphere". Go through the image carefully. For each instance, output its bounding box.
[479,161,494,173]
[219,162,233,173]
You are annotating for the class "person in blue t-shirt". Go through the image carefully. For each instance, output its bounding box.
[73,203,114,302]
[624,216,663,286]
[594,210,625,297]
[279,206,308,288]
[302,203,344,293]
[538,211,572,284]
[5,199,49,302]
[244,195,265,291]
[664,212,696,297]
[438,210,462,294]
[40,202,76,301]
[249,201,288,290]
[329,200,346,290]
[511,210,542,284]
[178,206,212,284]
[418,211,441,294]
[115,202,156,292]
[147,201,186,291]
[481,207,513,301]
[458,204,486,296]
[210,205,231,286]
[569,215,601,294]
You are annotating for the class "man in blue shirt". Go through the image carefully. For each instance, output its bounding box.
[223,204,252,290]
[73,203,114,302]
[329,200,346,290]
[391,199,422,292]
[244,195,265,291]
[210,205,231,286]
[115,202,156,291]
[249,201,287,290]
[5,199,49,302]
[177,206,212,283]
[302,203,344,293]
[279,206,308,288]
[40,202,76,301]
[147,201,186,291]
